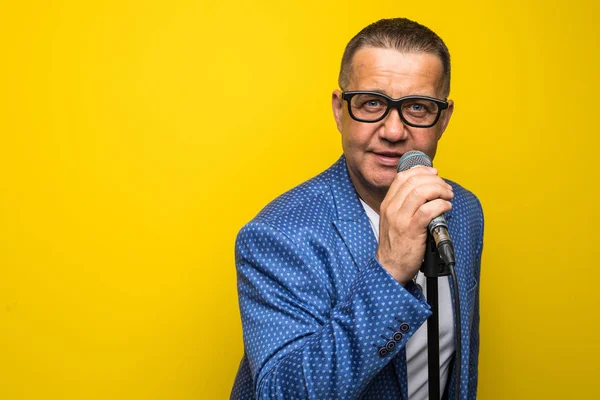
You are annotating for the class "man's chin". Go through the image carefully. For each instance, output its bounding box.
[370,169,397,187]
[366,175,396,194]
[348,164,396,198]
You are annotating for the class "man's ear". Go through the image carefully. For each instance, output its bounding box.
[332,89,344,133]
[437,99,454,138]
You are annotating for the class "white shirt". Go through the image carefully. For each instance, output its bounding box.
[360,199,455,400]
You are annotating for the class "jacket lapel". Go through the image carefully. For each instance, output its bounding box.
[328,156,378,272]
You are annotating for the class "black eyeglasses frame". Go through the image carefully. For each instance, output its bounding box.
[341,91,449,128]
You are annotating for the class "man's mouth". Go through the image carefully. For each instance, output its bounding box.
[373,152,403,167]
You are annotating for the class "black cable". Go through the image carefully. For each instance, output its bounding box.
[449,263,461,400]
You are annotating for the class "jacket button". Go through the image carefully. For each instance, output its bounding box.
[399,323,410,333]
[385,340,396,351]
[392,332,403,342]
[378,347,388,357]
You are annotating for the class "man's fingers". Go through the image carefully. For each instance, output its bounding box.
[413,199,453,227]
[401,181,453,213]
[385,166,437,201]
[385,179,453,218]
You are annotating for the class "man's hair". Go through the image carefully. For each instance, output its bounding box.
[338,18,451,97]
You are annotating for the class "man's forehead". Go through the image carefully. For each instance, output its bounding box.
[347,47,446,95]
[350,47,443,73]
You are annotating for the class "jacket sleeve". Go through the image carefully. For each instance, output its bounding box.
[235,221,432,399]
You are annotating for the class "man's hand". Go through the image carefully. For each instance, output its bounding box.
[376,166,454,285]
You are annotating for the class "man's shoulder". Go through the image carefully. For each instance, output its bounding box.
[445,179,483,218]
[251,158,344,230]
[444,179,484,251]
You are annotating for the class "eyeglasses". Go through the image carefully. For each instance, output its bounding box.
[341,91,449,128]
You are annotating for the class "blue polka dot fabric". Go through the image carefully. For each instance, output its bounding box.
[231,155,484,400]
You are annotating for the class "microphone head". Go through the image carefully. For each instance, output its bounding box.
[397,151,432,172]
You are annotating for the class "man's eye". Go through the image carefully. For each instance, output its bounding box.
[364,100,383,107]
[410,103,425,111]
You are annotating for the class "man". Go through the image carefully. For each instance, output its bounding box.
[231,18,483,400]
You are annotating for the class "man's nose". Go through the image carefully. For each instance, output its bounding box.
[379,107,407,142]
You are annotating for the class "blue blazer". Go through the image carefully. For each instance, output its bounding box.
[232,156,484,400]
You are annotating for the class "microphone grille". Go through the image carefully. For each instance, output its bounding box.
[397,151,433,172]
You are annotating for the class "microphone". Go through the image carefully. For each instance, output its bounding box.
[397,151,456,266]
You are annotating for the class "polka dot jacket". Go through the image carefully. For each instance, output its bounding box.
[231,155,484,400]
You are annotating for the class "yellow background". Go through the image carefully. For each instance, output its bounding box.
[1,0,598,398]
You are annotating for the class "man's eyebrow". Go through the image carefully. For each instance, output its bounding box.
[360,88,439,98]
[363,88,388,94]
[350,88,392,96]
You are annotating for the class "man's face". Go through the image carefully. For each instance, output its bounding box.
[332,47,454,201]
